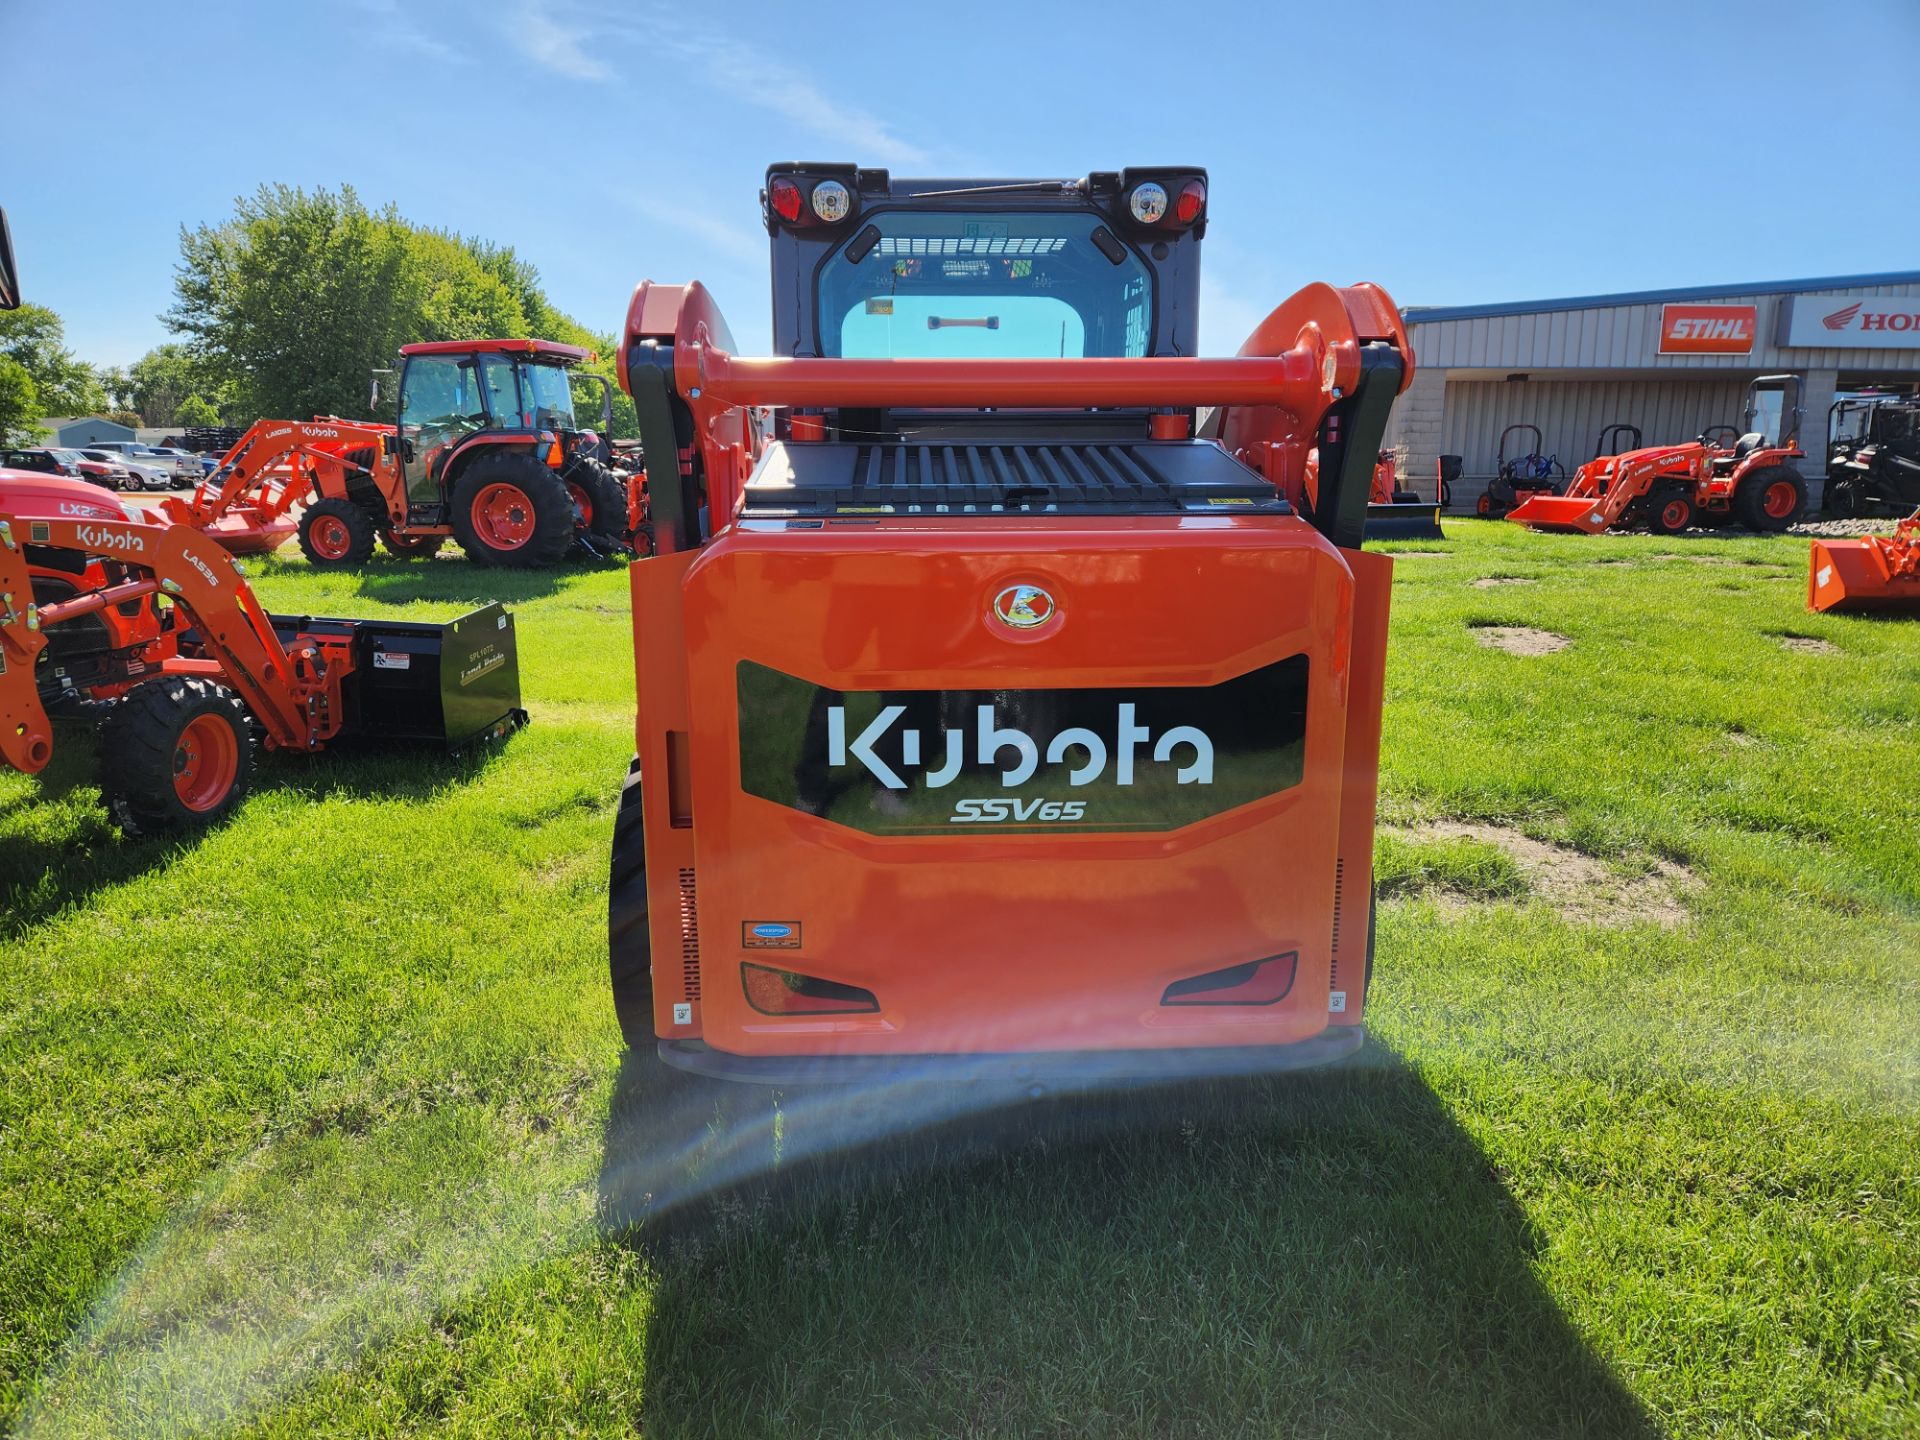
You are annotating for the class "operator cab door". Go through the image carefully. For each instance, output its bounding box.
[398,352,515,514]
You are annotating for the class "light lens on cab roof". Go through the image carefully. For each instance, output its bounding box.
[1175,179,1206,225]
[768,177,803,222]
[1128,182,1168,224]
[810,179,852,222]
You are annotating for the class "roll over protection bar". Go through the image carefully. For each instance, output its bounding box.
[619,278,1414,553]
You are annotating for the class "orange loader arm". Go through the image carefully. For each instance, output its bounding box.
[160,417,397,530]
[0,513,356,775]
[1510,442,1706,533]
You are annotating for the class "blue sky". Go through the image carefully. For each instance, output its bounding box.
[7,0,1917,368]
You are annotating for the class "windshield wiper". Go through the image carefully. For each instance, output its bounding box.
[909,180,1080,199]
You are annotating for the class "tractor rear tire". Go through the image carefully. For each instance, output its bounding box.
[1734,466,1806,532]
[608,758,654,1048]
[97,677,255,835]
[450,453,575,567]
[299,497,377,568]
[567,460,632,544]
[381,530,446,560]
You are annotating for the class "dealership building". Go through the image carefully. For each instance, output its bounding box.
[1382,270,1920,504]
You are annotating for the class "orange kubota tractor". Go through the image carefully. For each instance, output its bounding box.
[1363,448,1445,541]
[162,340,632,567]
[0,466,526,830]
[606,164,1414,1082]
[1509,376,1808,535]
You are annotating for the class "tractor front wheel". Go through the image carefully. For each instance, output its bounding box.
[97,678,255,835]
[1734,466,1806,532]
[1652,490,1695,536]
[299,497,377,567]
[450,454,575,567]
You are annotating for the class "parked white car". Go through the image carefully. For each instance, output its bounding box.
[86,441,198,485]
[79,447,170,491]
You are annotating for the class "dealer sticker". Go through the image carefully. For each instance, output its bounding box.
[742,921,802,950]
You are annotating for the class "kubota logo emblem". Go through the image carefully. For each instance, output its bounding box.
[1824,302,1863,331]
[993,583,1055,629]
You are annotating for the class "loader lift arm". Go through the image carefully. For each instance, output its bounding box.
[160,417,397,535]
[0,513,353,775]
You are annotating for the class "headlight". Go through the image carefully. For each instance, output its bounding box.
[809,179,852,223]
[1128,182,1168,224]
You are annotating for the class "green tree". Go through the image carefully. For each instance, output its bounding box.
[0,355,41,444]
[174,393,220,427]
[126,343,215,427]
[0,303,103,420]
[168,183,636,436]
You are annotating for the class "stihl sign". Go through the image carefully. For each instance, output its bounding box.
[1777,294,1920,349]
[1659,304,1757,354]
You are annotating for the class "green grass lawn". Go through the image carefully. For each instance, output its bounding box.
[2,521,1915,1437]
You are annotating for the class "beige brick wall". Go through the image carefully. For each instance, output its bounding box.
[1383,368,1448,503]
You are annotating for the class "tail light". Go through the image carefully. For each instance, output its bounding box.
[1174,180,1206,225]
[768,177,803,223]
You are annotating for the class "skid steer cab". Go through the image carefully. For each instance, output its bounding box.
[608,164,1418,1084]
[163,340,634,567]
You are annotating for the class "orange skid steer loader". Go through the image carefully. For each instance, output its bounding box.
[163,340,632,567]
[607,164,1414,1082]
[1509,376,1807,535]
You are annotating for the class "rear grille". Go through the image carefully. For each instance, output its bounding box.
[741,438,1288,517]
[677,866,701,999]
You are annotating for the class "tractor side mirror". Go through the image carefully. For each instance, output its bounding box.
[369,368,394,415]
[0,208,20,310]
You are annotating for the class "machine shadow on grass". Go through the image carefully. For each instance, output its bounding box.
[319,553,632,609]
[0,741,498,939]
[598,1044,1658,1438]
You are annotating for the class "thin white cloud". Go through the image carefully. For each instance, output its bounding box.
[616,192,766,269]
[1199,273,1268,356]
[346,0,464,64]
[679,40,931,169]
[505,0,612,80]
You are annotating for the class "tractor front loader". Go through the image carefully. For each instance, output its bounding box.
[1362,448,1445,542]
[608,164,1413,1083]
[1,469,525,833]
[165,340,634,568]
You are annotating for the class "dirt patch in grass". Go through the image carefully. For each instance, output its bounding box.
[1590,559,1635,567]
[1776,634,1840,655]
[1474,625,1569,655]
[1470,576,1536,589]
[1394,821,1699,928]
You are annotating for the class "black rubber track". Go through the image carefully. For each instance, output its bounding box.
[96,677,255,835]
[608,758,653,1047]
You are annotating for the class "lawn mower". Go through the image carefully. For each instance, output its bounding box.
[1477,424,1565,518]
[1509,376,1807,535]
[1363,448,1445,542]
[1808,506,1920,615]
[161,340,634,567]
[1824,394,1920,519]
[0,466,526,832]
[607,164,1414,1082]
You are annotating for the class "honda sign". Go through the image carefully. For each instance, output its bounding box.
[1658,304,1757,355]
[1777,294,1920,349]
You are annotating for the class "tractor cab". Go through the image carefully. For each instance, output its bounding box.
[392,339,613,517]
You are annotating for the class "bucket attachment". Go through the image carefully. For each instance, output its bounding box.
[271,602,528,743]
[1507,493,1611,533]
[1808,517,1920,615]
[196,509,296,556]
[1364,499,1445,541]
